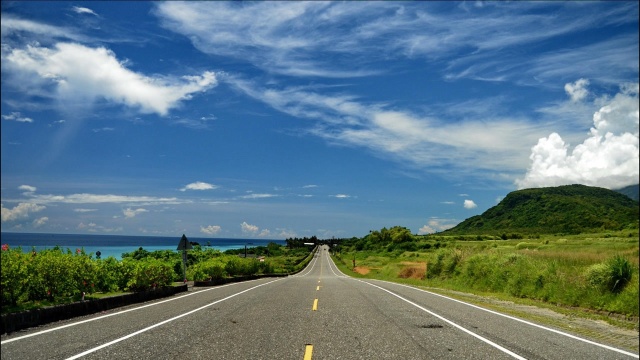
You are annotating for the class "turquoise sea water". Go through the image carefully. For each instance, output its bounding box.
[0,232,285,260]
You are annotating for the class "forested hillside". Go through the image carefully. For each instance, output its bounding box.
[445,184,639,235]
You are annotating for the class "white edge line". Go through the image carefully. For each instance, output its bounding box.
[64,278,282,360]
[370,279,639,359]
[355,278,527,360]
[1,278,271,344]
[326,253,638,359]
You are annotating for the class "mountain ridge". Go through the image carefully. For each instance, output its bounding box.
[445,184,639,235]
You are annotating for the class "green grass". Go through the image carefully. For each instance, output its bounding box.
[332,231,640,323]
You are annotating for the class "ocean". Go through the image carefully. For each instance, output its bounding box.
[0,232,286,260]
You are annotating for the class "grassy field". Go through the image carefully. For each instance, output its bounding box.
[332,230,639,329]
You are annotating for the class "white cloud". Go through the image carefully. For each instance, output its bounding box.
[123,208,149,218]
[72,6,98,16]
[241,221,259,234]
[181,181,218,191]
[229,78,552,179]
[516,83,639,189]
[33,216,48,227]
[240,193,277,199]
[1,202,46,222]
[463,200,478,209]
[25,192,179,205]
[3,42,217,116]
[2,112,33,123]
[258,229,271,237]
[74,208,97,213]
[18,185,37,193]
[200,225,221,235]
[418,218,456,234]
[332,194,350,198]
[77,222,123,233]
[565,78,590,102]
[303,184,318,188]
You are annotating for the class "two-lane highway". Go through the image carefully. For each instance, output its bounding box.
[2,246,638,359]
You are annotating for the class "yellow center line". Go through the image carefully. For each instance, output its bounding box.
[316,286,320,291]
[312,298,318,311]
[304,344,313,360]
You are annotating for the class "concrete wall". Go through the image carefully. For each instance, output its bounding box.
[2,285,187,334]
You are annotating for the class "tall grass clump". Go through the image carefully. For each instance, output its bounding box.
[586,255,633,294]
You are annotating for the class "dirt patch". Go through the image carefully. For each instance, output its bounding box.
[353,266,371,275]
[398,265,426,279]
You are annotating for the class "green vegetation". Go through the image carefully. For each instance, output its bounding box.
[333,229,639,319]
[1,243,312,314]
[447,184,639,235]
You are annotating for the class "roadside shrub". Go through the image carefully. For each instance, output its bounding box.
[225,257,260,276]
[95,257,124,293]
[426,250,446,278]
[125,258,174,291]
[187,259,226,281]
[585,255,633,293]
[1,247,30,306]
[26,248,77,300]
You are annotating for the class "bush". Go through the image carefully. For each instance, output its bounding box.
[225,258,260,276]
[585,255,633,293]
[187,259,226,281]
[1,247,30,306]
[125,258,174,291]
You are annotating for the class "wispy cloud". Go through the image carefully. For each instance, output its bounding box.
[240,193,278,200]
[72,6,98,16]
[228,77,552,178]
[155,2,637,83]
[2,112,33,123]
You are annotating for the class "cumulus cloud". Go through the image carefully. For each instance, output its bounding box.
[181,181,218,191]
[517,83,639,189]
[200,225,221,235]
[418,218,456,235]
[123,208,148,218]
[33,216,48,227]
[1,202,46,222]
[564,78,590,102]
[463,200,478,209]
[258,229,271,237]
[241,221,259,234]
[3,42,217,116]
[2,112,33,123]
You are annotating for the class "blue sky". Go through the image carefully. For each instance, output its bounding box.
[1,2,638,239]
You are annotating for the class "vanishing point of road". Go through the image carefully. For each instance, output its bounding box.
[2,245,638,359]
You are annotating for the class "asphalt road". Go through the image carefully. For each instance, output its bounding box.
[2,245,638,360]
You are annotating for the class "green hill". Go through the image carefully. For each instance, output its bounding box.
[445,184,639,235]
[615,184,639,201]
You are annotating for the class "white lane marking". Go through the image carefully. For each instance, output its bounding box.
[1,278,275,344]
[326,255,639,359]
[355,279,527,359]
[369,279,640,359]
[64,278,282,360]
[292,247,320,277]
